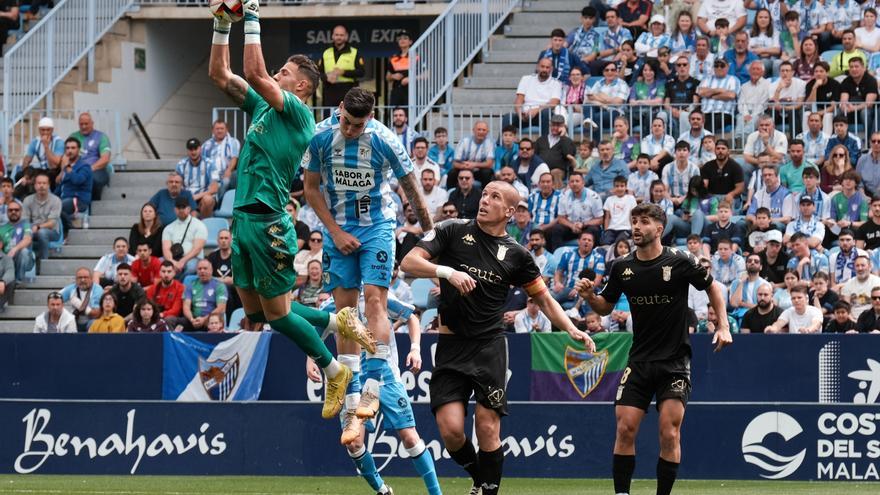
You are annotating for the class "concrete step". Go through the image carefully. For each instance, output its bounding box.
[100,185,156,201]
[20,276,73,289]
[0,305,47,320]
[462,76,522,89]
[67,229,129,246]
[472,62,535,78]
[0,319,37,333]
[40,259,103,276]
[491,37,551,52]
[87,216,137,229]
[121,160,178,172]
[506,24,573,37]
[510,12,580,28]
[110,171,174,187]
[452,88,513,106]
[483,50,541,64]
[91,200,144,216]
[13,289,54,307]
[523,0,583,12]
[51,245,116,259]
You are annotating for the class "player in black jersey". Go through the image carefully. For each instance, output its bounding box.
[577,203,732,495]
[401,180,594,495]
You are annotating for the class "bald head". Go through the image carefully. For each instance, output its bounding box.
[489,180,520,207]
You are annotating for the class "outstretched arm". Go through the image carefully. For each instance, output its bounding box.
[241,0,284,112]
[398,172,434,232]
[532,289,595,351]
[208,18,250,106]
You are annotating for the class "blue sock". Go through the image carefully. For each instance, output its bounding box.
[350,446,384,492]
[408,440,441,495]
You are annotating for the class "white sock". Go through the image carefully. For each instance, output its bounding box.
[323,358,341,378]
[326,313,339,333]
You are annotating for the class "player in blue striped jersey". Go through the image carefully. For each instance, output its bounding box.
[303,88,438,495]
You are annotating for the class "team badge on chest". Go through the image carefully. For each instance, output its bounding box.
[662,265,672,282]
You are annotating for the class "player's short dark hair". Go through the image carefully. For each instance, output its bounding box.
[502,124,517,135]
[790,284,809,296]
[160,260,175,269]
[434,127,447,136]
[715,18,729,28]
[530,229,545,239]
[802,166,820,179]
[342,88,375,118]
[287,54,320,97]
[32,170,51,182]
[64,137,80,149]
[790,232,808,244]
[833,300,851,312]
[612,175,627,184]
[833,114,849,125]
[838,228,856,239]
[686,234,701,243]
[113,237,128,246]
[116,263,131,273]
[551,28,566,38]
[789,139,804,148]
[755,207,771,217]
[783,10,800,21]
[636,153,650,162]
[582,6,597,18]
[578,267,597,280]
[716,237,732,247]
[569,171,584,180]
[674,140,690,151]
[413,136,429,148]
[136,241,151,250]
[630,202,667,228]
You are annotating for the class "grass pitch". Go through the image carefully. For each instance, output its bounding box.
[0,476,877,494]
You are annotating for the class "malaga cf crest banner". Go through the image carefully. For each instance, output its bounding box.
[530,333,632,401]
[162,332,271,401]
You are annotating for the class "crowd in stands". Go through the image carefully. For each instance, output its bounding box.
[22,0,880,335]
[0,1,55,57]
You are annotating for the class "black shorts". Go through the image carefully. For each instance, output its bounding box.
[615,356,692,412]
[430,332,509,417]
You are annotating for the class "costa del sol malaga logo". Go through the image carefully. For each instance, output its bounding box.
[741,411,807,479]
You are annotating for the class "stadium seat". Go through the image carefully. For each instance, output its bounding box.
[215,189,235,219]
[48,222,64,254]
[203,217,230,249]
[228,307,246,331]
[420,307,438,331]
[411,278,436,310]
[820,50,841,64]
[553,246,575,259]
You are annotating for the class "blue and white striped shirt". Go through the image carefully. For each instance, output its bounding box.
[201,135,241,176]
[589,78,630,102]
[698,74,740,114]
[567,26,601,63]
[25,135,65,169]
[528,189,561,226]
[635,32,671,57]
[306,110,415,228]
[640,134,675,158]
[454,135,495,163]
[792,0,830,33]
[711,253,746,285]
[627,170,659,200]
[796,131,829,165]
[558,248,606,287]
[670,31,697,55]
[176,156,219,196]
[558,187,604,223]
[826,0,861,32]
[661,161,701,197]
[600,26,633,61]
[787,250,830,281]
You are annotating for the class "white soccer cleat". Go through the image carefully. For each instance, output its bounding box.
[356,378,381,419]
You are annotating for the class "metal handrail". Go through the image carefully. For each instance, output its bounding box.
[2,0,135,157]
[407,0,520,133]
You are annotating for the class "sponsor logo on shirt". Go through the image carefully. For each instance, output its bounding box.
[332,168,375,191]
[462,234,476,246]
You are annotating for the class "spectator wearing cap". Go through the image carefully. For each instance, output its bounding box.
[21,117,64,182]
[534,115,577,188]
[618,0,653,39]
[149,172,198,226]
[635,15,671,58]
[537,28,572,84]
[550,171,603,250]
[57,137,93,237]
[34,292,77,334]
[176,138,219,219]
[68,112,111,201]
[566,7,601,73]
[386,30,412,107]
[507,201,533,246]
[758,230,790,286]
[201,120,240,197]
[502,59,561,136]
[784,195,826,248]
[161,197,208,278]
[696,58,740,134]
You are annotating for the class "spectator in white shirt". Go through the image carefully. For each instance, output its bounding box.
[34,291,77,333]
[689,37,716,80]
[418,168,448,220]
[502,58,561,136]
[698,0,748,35]
[765,284,823,333]
[514,298,551,333]
[737,60,771,137]
[769,61,807,134]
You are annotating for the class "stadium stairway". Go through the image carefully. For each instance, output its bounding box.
[0,159,178,333]
[453,0,580,114]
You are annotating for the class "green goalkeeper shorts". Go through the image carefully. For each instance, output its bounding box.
[231,209,299,299]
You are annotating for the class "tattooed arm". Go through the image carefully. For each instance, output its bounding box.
[209,41,250,106]
[398,172,434,232]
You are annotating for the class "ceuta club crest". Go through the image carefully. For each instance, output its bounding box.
[199,354,240,401]
[564,346,609,398]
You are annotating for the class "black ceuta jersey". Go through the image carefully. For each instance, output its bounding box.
[599,247,713,362]
[416,219,546,339]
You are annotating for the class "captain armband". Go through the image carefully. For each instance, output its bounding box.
[522,277,548,297]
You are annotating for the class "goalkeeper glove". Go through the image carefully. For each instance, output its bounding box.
[213,16,231,45]
[243,0,260,45]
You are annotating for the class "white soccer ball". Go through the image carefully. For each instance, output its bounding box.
[209,0,244,23]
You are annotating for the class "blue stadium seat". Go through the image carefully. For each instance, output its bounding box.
[587,76,603,88]
[420,308,438,331]
[820,50,841,64]
[215,189,235,219]
[203,217,230,249]
[410,278,436,310]
[227,307,246,331]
